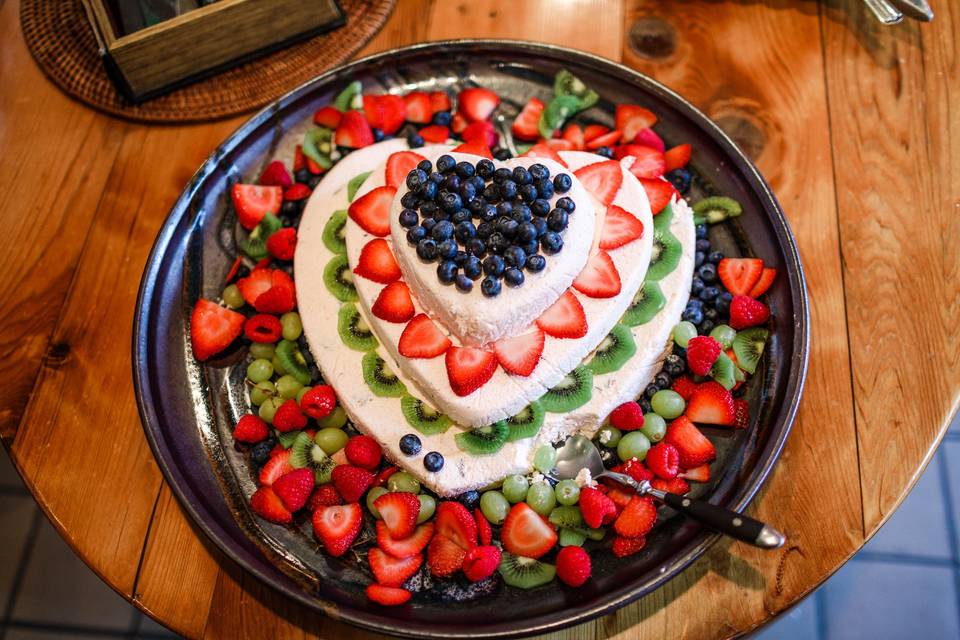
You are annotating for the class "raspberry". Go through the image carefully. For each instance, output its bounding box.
[243,314,282,343]
[233,414,269,444]
[344,435,382,470]
[300,385,336,419]
[646,442,680,479]
[729,295,770,330]
[266,228,297,261]
[686,336,722,376]
[272,399,307,432]
[612,535,647,558]
[556,546,591,587]
[462,545,501,582]
[609,401,644,431]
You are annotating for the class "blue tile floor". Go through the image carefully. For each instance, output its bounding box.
[0,412,957,639]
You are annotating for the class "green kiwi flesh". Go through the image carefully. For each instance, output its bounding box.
[498,552,556,589]
[692,196,743,225]
[503,401,545,442]
[275,340,312,386]
[541,366,593,413]
[347,172,372,202]
[732,327,769,375]
[400,395,452,435]
[646,227,682,282]
[622,280,666,326]
[337,303,378,351]
[361,352,406,398]
[548,505,584,529]
[710,352,737,390]
[587,324,637,375]
[322,210,348,254]
[454,421,509,455]
[277,429,303,450]
[558,528,587,547]
[323,254,358,302]
[288,432,316,468]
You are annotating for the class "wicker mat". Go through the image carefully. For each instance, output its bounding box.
[20,0,396,123]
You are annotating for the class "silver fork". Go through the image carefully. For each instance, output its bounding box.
[864,0,934,24]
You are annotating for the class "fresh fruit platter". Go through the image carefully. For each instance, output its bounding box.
[135,41,807,638]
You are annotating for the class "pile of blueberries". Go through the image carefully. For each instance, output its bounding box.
[400,154,575,297]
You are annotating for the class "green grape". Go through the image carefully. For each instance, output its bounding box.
[672,321,697,348]
[525,481,557,516]
[651,390,685,419]
[641,413,667,443]
[315,427,348,455]
[617,431,651,462]
[388,471,420,494]
[479,490,510,525]
[596,425,621,448]
[271,354,288,376]
[296,385,312,404]
[281,312,303,341]
[710,324,737,349]
[222,284,245,309]
[416,494,436,523]
[247,358,273,383]
[249,342,276,360]
[258,396,283,424]
[366,486,389,519]
[316,405,347,429]
[502,474,529,503]
[554,479,580,506]
[275,374,304,399]
[533,445,557,474]
[249,381,275,406]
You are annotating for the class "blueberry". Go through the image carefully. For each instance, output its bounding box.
[512,167,532,185]
[504,246,527,267]
[416,238,438,261]
[432,111,452,126]
[468,175,485,191]
[456,490,480,510]
[499,180,518,200]
[547,209,569,231]
[638,398,652,414]
[429,171,444,184]
[460,182,477,201]
[281,200,302,218]
[535,178,555,199]
[421,217,437,231]
[699,286,719,301]
[467,196,485,214]
[488,232,508,255]
[476,159,495,178]
[496,201,514,218]
[695,224,708,239]
[716,291,733,314]
[466,238,486,257]
[442,175,460,194]
[690,278,704,295]
[556,196,575,212]
[518,183,538,203]
[480,203,498,222]
[504,267,525,287]
[531,198,551,217]
[454,161,476,179]
[436,154,456,173]
[695,239,711,253]
[551,173,572,194]
[532,218,548,236]
[251,440,274,466]
[682,305,704,325]
[417,159,433,173]
[421,201,439,217]
[423,451,444,472]
[520,239,539,256]
[704,307,719,322]
[481,276,501,297]
[664,354,685,377]
[497,218,519,238]
[595,146,614,158]
[407,133,425,147]
[599,446,618,468]
[421,180,439,201]
[437,260,458,283]
[541,231,563,254]
[483,183,501,202]
[399,209,419,227]
[454,250,468,266]
[407,226,426,244]
[482,255,505,277]
[493,147,512,160]
[687,298,704,309]
[401,191,420,209]
[294,168,311,185]
[455,221,477,242]
[708,251,724,264]
[476,222,493,239]
[700,320,715,334]
[372,127,385,142]
[655,372,672,388]
[437,239,458,259]
[451,210,471,224]
[529,163,550,181]
[431,220,454,240]
[306,174,322,189]
[525,254,546,272]
[695,251,706,268]
[440,192,463,213]
[644,383,660,400]
[406,169,428,190]
[493,168,512,184]
[455,274,473,292]
[517,222,538,243]
[399,434,422,456]
[667,168,691,194]
[463,256,483,279]
[698,262,718,283]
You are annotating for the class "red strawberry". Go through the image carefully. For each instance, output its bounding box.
[190,299,243,361]
[679,464,711,483]
[615,105,657,142]
[604,485,633,513]
[418,125,450,143]
[375,466,399,488]
[574,161,622,206]
[462,121,499,148]
[573,250,622,298]
[608,401,644,431]
[635,128,665,153]
[335,110,375,148]
[366,584,411,606]
[265,227,297,261]
[512,98,545,141]
[457,87,500,122]
[493,328,544,377]
[686,381,736,426]
[385,151,427,189]
[671,376,697,401]
[734,399,750,429]
[368,547,422,587]
[377,521,434,559]
[646,442,680,479]
[544,138,576,151]
[556,546,591,587]
[614,144,666,179]
[620,458,653,483]
[252,283,296,314]
[445,346,497,396]
[236,268,272,305]
[313,105,342,129]
[599,205,644,250]
[293,145,306,172]
[501,503,557,559]
[462,545,501,582]
[521,143,568,168]
[730,295,770,330]
[300,385,336,419]
[238,268,296,314]
[224,255,243,285]
[579,487,617,528]
[308,484,342,511]
[273,399,307,432]
[348,185,396,237]
[450,141,493,158]
[354,238,401,284]
[284,183,311,202]
[614,495,657,538]
[429,501,478,577]
[450,112,468,134]
[232,184,282,229]
[250,486,292,524]
[234,414,269,444]
[331,465,375,503]
[638,177,676,215]
[398,314,452,359]
[717,258,764,296]
[273,468,314,512]
[430,91,452,112]
[686,335,722,376]
[664,143,691,171]
[585,129,622,150]
[583,124,610,141]
[403,91,433,123]
[536,290,587,338]
[612,535,647,557]
[665,416,716,468]
[259,449,293,486]
[372,281,415,323]
[748,267,777,298]
[345,434,382,470]
[259,160,291,188]
[651,477,690,494]
[374,492,420,539]
[306,155,325,175]
[363,94,406,135]
[474,508,492,546]
[313,503,363,556]
[561,123,585,150]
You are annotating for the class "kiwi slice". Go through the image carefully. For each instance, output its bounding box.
[692,196,743,225]
[323,254,358,302]
[240,212,282,260]
[541,366,593,413]
[503,401,545,442]
[338,303,378,351]
[646,227,682,282]
[334,80,362,112]
[732,327,769,375]
[454,422,509,455]
[622,280,666,326]
[548,505,585,530]
[313,455,337,484]
[400,395,452,435]
[347,172,372,203]
[288,431,316,468]
[361,351,407,398]
[710,352,737,391]
[587,324,637,375]
[275,340,313,386]
[498,552,556,589]
[568,525,607,541]
[558,528,587,547]
[322,210,348,255]
[277,429,303,449]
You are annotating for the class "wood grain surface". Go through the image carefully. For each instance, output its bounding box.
[1,0,957,638]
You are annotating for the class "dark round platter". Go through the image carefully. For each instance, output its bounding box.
[133,40,809,639]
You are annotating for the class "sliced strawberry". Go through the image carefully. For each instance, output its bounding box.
[308,484,342,511]
[348,185,396,236]
[331,465,375,503]
[224,255,243,284]
[561,123,585,150]
[450,112,468,134]
[521,143,568,168]
[665,416,717,468]
[375,466,399,487]
[512,98,545,141]
[717,258,764,296]
[579,486,617,529]
[428,534,468,578]
[293,145,305,172]
[574,161,622,206]
[237,268,296,314]
[583,124,610,142]
[377,521,434,559]
[604,485,633,513]
[372,281,415,323]
[259,161,291,188]
[445,346,497,396]
[615,104,657,143]
[614,144,666,179]
[686,381,736,426]
[374,492,420,539]
[573,250,622,298]
[457,87,500,123]
[313,105,342,129]
[493,329,544,377]
[620,458,654,483]
[335,110,375,148]
[363,94,406,135]
[232,184,282,230]
[250,486,292,524]
[664,143,691,171]
[313,503,363,557]
[190,299,243,361]
[403,91,433,123]
[306,155,325,175]
[474,508,492,546]
[368,548,422,587]
[679,464,711,483]
[385,151,428,190]
[266,227,297,261]
[729,295,770,330]
[612,535,647,558]
[748,267,777,298]
[418,125,450,144]
[614,495,657,538]
[536,290,587,338]
[429,501,477,577]
[462,545,501,582]
[284,183,311,202]
[252,283,296,314]
[462,121,499,148]
[501,503,557,559]
[273,468,314,512]
[543,138,576,151]
[651,477,690,494]
[366,584,411,606]
[585,129,622,149]
[430,91,452,112]
[638,177,676,215]
[258,449,293,486]
[635,127,665,153]
[354,238,401,284]
[398,314,452,359]
[599,204,644,250]
[671,376,697,401]
[646,442,680,479]
[733,398,750,429]
[450,142,493,158]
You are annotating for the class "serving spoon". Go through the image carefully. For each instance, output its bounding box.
[552,435,786,549]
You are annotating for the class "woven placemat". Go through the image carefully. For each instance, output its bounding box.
[20,0,396,123]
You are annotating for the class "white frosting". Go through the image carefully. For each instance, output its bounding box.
[575,468,596,488]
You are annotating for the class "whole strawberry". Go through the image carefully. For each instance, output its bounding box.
[609,401,644,431]
[686,335,722,376]
[331,465,375,503]
[345,435,382,470]
[272,468,314,512]
[233,414,269,444]
[556,546,591,587]
[729,295,770,330]
[272,399,307,432]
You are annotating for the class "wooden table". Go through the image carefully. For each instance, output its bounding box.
[2,0,957,637]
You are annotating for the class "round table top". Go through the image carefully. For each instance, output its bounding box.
[2,0,958,638]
